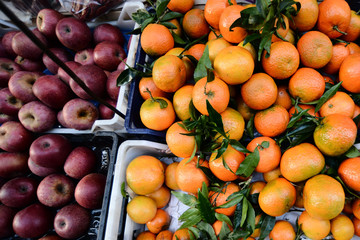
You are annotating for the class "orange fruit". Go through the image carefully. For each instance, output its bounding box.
[258,178,296,217]
[288,104,319,118]
[209,182,240,216]
[140,96,175,131]
[341,10,360,42]
[249,181,266,195]
[127,196,157,224]
[139,77,169,100]
[152,55,186,93]
[238,40,257,61]
[246,136,281,173]
[146,209,170,234]
[126,155,164,195]
[209,145,245,182]
[212,220,233,236]
[271,15,290,42]
[297,31,333,69]
[262,41,300,80]
[216,107,245,142]
[166,121,196,158]
[219,5,247,43]
[175,157,209,195]
[353,217,360,236]
[172,228,194,240]
[319,91,355,118]
[294,182,305,208]
[165,48,194,82]
[353,104,360,119]
[291,0,319,31]
[167,0,194,14]
[156,230,173,240]
[348,42,360,55]
[288,67,325,103]
[168,19,182,37]
[323,42,350,75]
[338,157,360,192]
[323,75,335,84]
[339,53,360,93]
[269,220,296,240]
[298,210,331,240]
[136,231,156,240]
[331,214,355,240]
[317,0,351,39]
[206,38,232,64]
[283,28,296,45]
[187,44,205,61]
[204,0,237,29]
[275,85,292,110]
[141,24,174,56]
[208,29,222,41]
[236,96,255,121]
[263,167,282,183]
[165,162,180,190]
[313,114,357,157]
[192,76,230,115]
[241,73,278,110]
[353,199,360,219]
[343,200,353,215]
[172,85,194,121]
[280,143,325,183]
[182,9,210,39]
[146,186,171,209]
[303,174,345,220]
[214,46,254,85]
[254,105,290,137]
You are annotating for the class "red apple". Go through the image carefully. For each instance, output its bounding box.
[62,98,99,130]
[0,58,22,88]
[0,88,23,116]
[99,99,116,119]
[39,234,63,240]
[42,47,71,74]
[12,28,48,60]
[13,203,53,238]
[64,146,96,179]
[0,121,33,152]
[28,157,61,177]
[37,174,75,208]
[106,70,121,100]
[15,55,45,72]
[0,113,16,124]
[74,48,94,65]
[8,71,42,103]
[94,41,126,71]
[0,177,38,208]
[0,205,16,238]
[0,40,8,58]
[0,152,29,178]
[57,61,81,85]
[1,31,19,58]
[33,75,73,109]
[56,110,70,128]
[117,58,126,71]
[18,101,57,132]
[55,17,92,51]
[54,203,91,239]
[37,8,64,39]
[69,64,107,99]
[30,134,72,168]
[93,23,125,46]
[75,173,106,209]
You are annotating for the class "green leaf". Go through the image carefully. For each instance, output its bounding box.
[197,186,216,224]
[189,100,199,121]
[245,200,256,232]
[216,140,229,160]
[141,17,155,31]
[345,146,360,158]
[207,68,215,83]
[196,221,217,240]
[256,0,269,18]
[233,202,244,230]
[261,141,270,149]
[354,114,360,126]
[314,81,342,113]
[154,98,168,109]
[121,182,128,198]
[215,213,233,227]
[236,147,260,178]
[258,215,276,240]
[246,115,255,139]
[171,191,197,207]
[188,227,200,239]
[258,32,272,61]
[194,45,212,82]
[126,27,142,35]
[179,208,202,229]
[217,194,244,209]
[218,221,231,240]
[184,54,199,66]
[117,68,133,85]
[229,139,252,154]
[156,0,171,19]
[171,31,187,45]
[241,197,249,227]
[132,9,152,25]
[160,21,177,29]
[207,100,226,137]
[161,11,183,21]
[287,108,310,128]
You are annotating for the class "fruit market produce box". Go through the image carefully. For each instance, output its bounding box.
[1,131,121,240]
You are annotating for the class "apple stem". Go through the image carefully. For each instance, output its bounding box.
[0,2,125,119]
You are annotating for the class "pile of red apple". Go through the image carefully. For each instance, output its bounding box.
[0,127,108,239]
[0,8,127,131]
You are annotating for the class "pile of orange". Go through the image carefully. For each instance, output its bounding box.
[125,0,360,239]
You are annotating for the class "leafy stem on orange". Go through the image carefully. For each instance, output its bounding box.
[144,88,168,109]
